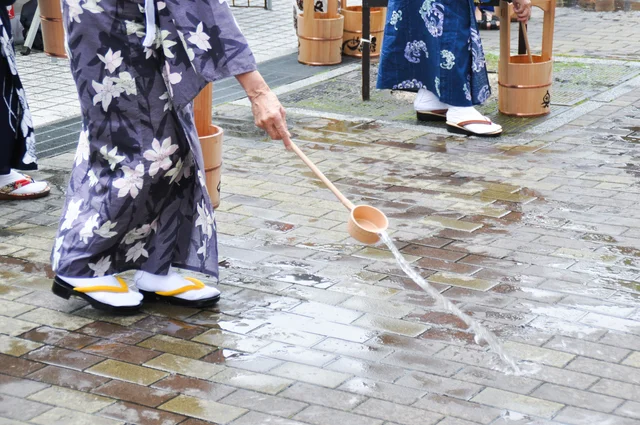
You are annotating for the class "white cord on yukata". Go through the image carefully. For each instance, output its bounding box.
[142,0,157,48]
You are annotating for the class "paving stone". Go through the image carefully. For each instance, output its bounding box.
[28,385,114,413]
[0,315,39,336]
[78,322,153,345]
[0,353,45,377]
[87,359,168,386]
[289,301,363,324]
[211,368,293,395]
[144,353,225,379]
[17,308,94,331]
[599,332,640,352]
[622,351,640,368]
[219,389,308,417]
[270,362,351,388]
[353,399,442,425]
[453,366,542,395]
[30,407,124,425]
[193,329,271,353]
[381,351,463,377]
[616,400,640,420]
[0,299,36,317]
[21,326,100,349]
[338,296,416,319]
[553,406,640,425]
[413,394,502,425]
[532,383,624,413]
[580,312,640,335]
[0,334,42,356]
[249,324,325,347]
[82,340,161,364]
[590,379,640,403]
[0,374,49,397]
[138,335,214,359]
[98,401,186,425]
[543,335,631,363]
[503,341,576,367]
[93,380,177,408]
[294,405,383,425]
[26,346,103,371]
[395,371,484,400]
[280,382,367,411]
[27,365,109,391]
[202,349,284,373]
[258,342,336,367]
[151,375,235,402]
[339,377,426,405]
[470,388,564,419]
[159,395,247,423]
[566,357,640,385]
[325,356,406,383]
[0,394,53,420]
[230,412,310,425]
[314,338,393,362]
[133,316,208,339]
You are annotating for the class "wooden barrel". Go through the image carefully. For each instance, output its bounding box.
[341,6,386,57]
[200,125,224,209]
[297,0,343,65]
[498,0,555,117]
[498,55,553,117]
[38,0,67,58]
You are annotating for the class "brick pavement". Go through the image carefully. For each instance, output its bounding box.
[1,4,640,425]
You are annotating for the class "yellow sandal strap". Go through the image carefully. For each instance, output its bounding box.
[155,277,205,296]
[73,276,130,293]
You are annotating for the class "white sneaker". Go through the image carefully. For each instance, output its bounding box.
[52,275,143,314]
[134,269,220,308]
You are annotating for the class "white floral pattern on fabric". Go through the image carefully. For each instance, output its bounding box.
[82,0,104,14]
[95,220,118,239]
[126,241,149,262]
[470,27,486,73]
[478,84,490,103]
[389,10,402,30]
[404,40,428,64]
[113,164,145,198]
[92,76,121,112]
[440,49,455,70]
[115,72,137,95]
[75,129,90,166]
[88,256,111,277]
[392,79,424,90]
[100,145,125,170]
[67,0,84,23]
[79,214,100,244]
[419,0,444,38]
[143,137,179,177]
[61,199,84,231]
[188,22,212,51]
[435,77,440,97]
[464,83,472,101]
[98,49,123,73]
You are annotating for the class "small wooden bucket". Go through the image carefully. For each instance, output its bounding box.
[498,0,555,117]
[341,2,386,57]
[297,0,344,65]
[194,84,223,208]
[200,125,223,209]
[38,0,67,58]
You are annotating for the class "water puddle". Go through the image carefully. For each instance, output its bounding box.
[378,230,522,374]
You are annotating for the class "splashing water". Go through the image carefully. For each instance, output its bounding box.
[378,231,521,374]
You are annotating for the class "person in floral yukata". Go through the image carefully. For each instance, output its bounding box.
[377,0,531,137]
[51,0,292,313]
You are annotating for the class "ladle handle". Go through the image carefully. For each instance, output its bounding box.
[520,22,534,64]
[289,142,355,212]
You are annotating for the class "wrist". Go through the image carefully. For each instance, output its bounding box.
[236,71,270,101]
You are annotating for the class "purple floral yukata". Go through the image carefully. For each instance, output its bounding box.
[52,0,256,279]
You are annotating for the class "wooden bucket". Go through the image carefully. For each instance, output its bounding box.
[341,2,386,57]
[194,84,223,208]
[38,0,67,58]
[297,0,344,65]
[498,0,555,117]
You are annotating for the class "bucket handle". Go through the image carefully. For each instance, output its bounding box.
[520,22,533,64]
[303,0,314,27]
[499,0,556,68]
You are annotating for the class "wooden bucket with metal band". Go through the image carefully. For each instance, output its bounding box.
[297,0,343,65]
[38,0,67,58]
[341,0,386,57]
[194,84,223,209]
[498,0,555,117]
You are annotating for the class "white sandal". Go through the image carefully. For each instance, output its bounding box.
[446,118,503,137]
[0,174,50,200]
[134,270,221,308]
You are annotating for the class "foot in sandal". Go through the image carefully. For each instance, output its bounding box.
[134,268,220,308]
[0,170,50,200]
[414,88,448,122]
[52,275,143,314]
[446,106,502,137]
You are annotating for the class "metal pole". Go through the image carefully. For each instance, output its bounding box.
[21,5,40,56]
[362,1,371,101]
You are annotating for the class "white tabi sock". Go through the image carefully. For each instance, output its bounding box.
[0,170,24,187]
[59,275,143,307]
[447,106,502,135]
[134,269,220,301]
[414,88,450,111]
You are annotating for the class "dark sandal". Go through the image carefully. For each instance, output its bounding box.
[417,109,448,122]
[51,276,142,315]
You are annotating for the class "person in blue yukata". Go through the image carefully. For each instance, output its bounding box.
[0,0,50,200]
[377,0,532,137]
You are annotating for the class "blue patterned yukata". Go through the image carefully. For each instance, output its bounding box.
[376,0,491,107]
[52,0,256,279]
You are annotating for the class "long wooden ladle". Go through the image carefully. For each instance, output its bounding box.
[289,142,388,244]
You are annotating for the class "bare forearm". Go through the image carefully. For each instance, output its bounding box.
[235,71,270,100]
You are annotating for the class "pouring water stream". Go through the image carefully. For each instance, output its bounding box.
[378,230,521,374]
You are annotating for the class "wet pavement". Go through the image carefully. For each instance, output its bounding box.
[1,5,640,425]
